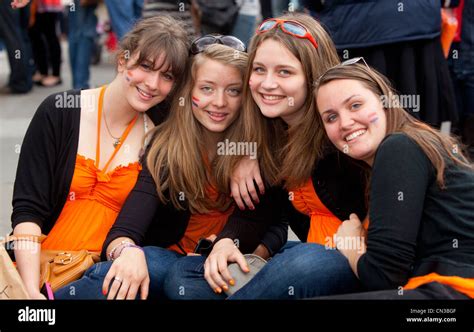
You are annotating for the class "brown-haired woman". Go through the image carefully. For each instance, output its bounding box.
[313,61,474,299]
[11,15,189,299]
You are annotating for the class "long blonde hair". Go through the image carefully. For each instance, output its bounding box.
[314,63,473,188]
[146,44,248,213]
[226,13,341,189]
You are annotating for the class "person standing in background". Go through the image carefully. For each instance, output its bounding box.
[28,0,63,87]
[449,0,474,158]
[0,0,33,94]
[308,0,460,128]
[231,0,260,46]
[142,0,199,41]
[68,0,98,89]
[104,0,143,40]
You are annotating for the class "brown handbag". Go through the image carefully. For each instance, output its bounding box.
[39,249,100,292]
[3,234,100,293]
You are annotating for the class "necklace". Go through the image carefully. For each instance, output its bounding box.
[103,106,122,148]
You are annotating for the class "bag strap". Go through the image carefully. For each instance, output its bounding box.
[0,234,46,245]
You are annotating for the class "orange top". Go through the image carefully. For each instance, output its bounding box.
[404,272,474,299]
[168,186,234,255]
[42,87,142,252]
[290,178,342,246]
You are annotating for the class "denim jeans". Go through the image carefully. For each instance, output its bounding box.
[104,0,143,40]
[54,246,182,299]
[68,1,97,89]
[231,14,256,47]
[164,241,362,299]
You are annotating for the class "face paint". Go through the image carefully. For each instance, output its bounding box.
[368,112,379,123]
[192,96,200,108]
[125,70,133,83]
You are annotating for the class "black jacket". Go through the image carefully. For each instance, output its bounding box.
[358,134,474,290]
[306,0,460,50]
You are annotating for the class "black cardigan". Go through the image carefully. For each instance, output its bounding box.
[11,90,288,258]
[11,90,169,233]
[358,133,474,290]
[102,160,289,260]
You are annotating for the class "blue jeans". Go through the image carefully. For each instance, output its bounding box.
[68,1,97,89]
[164,241,362,299]
[231,14,256,47]
[54,246,182,299]
[104,0,143,40]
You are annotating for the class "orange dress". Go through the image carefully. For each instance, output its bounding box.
[168,186,234,255]
[42,86,142,252]
[290,178,342,246]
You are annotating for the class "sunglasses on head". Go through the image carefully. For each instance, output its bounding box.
[256,18,318,49]
[316,57,372,84]
[190,34,246,55]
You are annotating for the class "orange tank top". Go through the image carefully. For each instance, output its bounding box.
[290,178,342,246]
[168,185,234,255]
[42,86,144,252]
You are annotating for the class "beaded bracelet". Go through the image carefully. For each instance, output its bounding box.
[116,243,143,259]
[108,240,142,261]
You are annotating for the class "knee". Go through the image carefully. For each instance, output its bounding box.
[85,261,113,279]
[163,260,189,300]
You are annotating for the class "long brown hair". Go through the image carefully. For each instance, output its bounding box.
[226,13,341,189]
[146,44,248,214]
[314,63,473,188]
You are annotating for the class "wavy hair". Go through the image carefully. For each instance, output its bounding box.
[146,44,248,213]
[226,13,340,189]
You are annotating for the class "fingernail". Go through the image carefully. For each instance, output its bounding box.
[102,289,107,296]
[215,287,222,294]
[222,285,229,291]
[244,266,250,273]
[229,279,235,286]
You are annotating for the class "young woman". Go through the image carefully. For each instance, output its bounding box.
[54,38,288,300]
[11,15,189,299]
[164,13,369,299]
[313,61,474,299]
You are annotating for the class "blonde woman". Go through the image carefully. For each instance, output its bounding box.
[165,13,368,299]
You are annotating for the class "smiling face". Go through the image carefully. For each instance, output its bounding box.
[191,58,243,134]
[316,79,387,165]
[249,39,307,126]
[118,52,175,113]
